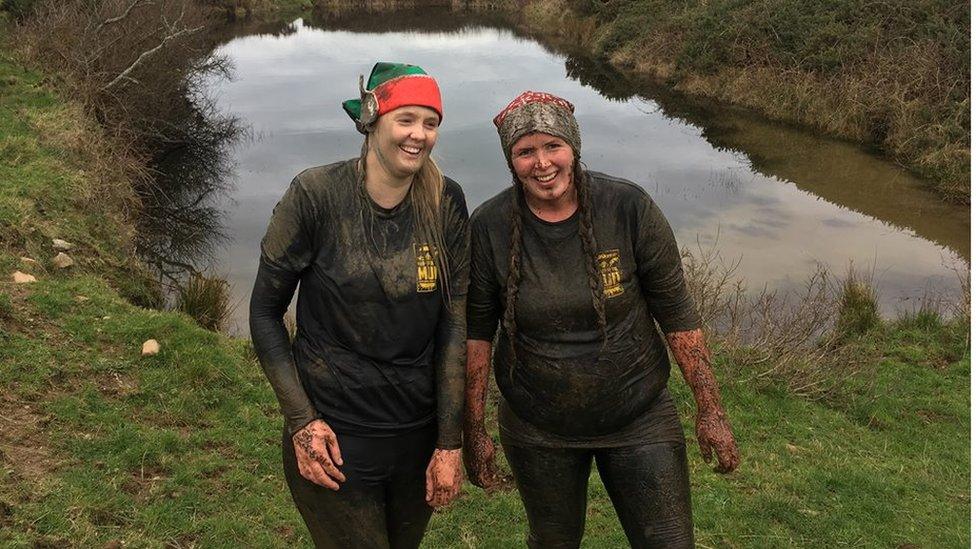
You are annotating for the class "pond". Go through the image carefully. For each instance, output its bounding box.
[190,12,968,335]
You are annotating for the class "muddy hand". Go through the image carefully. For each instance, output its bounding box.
[426,448,462,509]
[293,419,346,489]
[695,408,740,474]
[463,427,510,490]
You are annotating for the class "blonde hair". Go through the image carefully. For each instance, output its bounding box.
[358,134,452,301]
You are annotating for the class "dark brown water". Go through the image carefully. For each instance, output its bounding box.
[195,16,968,334]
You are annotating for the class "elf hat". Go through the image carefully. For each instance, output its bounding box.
[342,62,443,134]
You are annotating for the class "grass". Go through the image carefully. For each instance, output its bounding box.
[0,14,970,549]
[0,48,157,307]
[1,272,968,546]
[176,273,233,332]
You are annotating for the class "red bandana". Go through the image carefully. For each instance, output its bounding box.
[493,91,575,128]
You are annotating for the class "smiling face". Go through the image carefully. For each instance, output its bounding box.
[369,105,440,181]
[510,132,576,213]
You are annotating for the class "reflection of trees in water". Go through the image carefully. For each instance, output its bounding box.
[136,61,245,286]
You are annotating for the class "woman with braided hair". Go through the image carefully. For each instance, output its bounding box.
[249,62,467,548]
[464,91,740,548]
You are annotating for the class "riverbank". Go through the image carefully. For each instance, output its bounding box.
[289,0,968,203]
[1,48,970,545]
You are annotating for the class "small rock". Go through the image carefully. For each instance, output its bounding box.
[11,271,36,284]
[142,339,160,356]
[785,443,800,454]
[19,257,37,265]
[53,253,74,269]
[52,238,74,251]
[74,295,89,302]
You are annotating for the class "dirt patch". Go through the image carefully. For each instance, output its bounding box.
[0,394,61,483]
[97,371,140,398]
[121,464,171,502]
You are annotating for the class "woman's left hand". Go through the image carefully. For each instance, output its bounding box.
[426,448,463,509]
[695,407,740,474]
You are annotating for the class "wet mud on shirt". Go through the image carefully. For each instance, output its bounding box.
[467,171,698,447]
[251,159,468,447]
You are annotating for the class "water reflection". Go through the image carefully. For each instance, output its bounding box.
[137,75,244,286]
[199,13,967,334]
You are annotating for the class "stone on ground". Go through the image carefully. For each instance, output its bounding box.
[11,271,36,284]
[141,339,160,356]
[53,252,74,269]
[52,238,74,251]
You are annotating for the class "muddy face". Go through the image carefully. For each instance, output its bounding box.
[510,133,576,213]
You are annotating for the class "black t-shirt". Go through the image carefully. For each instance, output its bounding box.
[258,159,469,437]
[467,171,699,447]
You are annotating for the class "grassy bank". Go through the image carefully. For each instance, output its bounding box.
[0,16,971,549]
[510,0,970,203]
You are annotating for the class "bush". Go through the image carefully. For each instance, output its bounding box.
[836,270,881,339]
[1,0,37,20]
[176,273,231,332]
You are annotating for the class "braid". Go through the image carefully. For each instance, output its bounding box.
[575,161,608,345]
[502,179,525,379]
[503,161,606,378]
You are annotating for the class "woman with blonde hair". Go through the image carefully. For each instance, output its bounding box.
[249,62,468,548]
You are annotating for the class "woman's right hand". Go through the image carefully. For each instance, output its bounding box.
[463,425,509,491]
[292,419,346,490]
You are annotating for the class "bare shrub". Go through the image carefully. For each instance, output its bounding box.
[15,0,237,188]
[16,0,244,286]
[18,1,216,141]
[682,243,873,401]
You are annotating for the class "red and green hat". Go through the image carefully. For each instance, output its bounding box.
[342,62,443,134]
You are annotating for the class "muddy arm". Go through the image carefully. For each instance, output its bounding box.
[464,339,492,434]
[249,260,318,437]
[462,338,507,488]
[433,295,467,449]
[665,328,740,473]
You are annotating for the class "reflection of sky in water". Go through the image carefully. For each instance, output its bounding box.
[206,21,968,334]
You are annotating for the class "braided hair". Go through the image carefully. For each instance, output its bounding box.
[502,158,607,377]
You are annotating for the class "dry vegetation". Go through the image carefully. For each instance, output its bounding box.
[519,0,970,202]
[681,239,968,402]
[5,0,244,327]
[16,0,227,161]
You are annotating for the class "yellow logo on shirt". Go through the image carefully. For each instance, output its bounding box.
[415,243,438,293]
[597,249,624,298]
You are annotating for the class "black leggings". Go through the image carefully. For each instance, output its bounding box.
[282,424,436,549]
[503,441,694,549]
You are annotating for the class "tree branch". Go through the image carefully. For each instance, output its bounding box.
[95,0,152,33]
[101,24,203,92]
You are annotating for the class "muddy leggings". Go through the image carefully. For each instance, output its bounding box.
[502,441,694,549]
[282,424,437,549]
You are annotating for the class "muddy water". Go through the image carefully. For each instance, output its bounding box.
[199,16,968,335]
